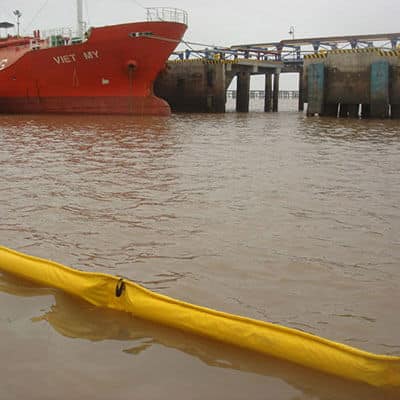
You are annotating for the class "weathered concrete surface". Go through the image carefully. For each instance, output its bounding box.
[298,68,305,112]
[347,104,359,118]
[390,57,400,118]
[339,103,349,118]
[155,59,282,113]
[304,51,400,118]
[273,72,280,112]
[264,73,272,112]
[154,61,228,113]
[323,103,338,117]
[324,53,379,105]
[236,72,250,112]
[306,63,325,116]
[370,60,389,118]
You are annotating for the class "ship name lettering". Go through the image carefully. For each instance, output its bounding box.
[53,54,77,64]
[83,50,99,60]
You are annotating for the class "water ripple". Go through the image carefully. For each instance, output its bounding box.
[1,104,399,358]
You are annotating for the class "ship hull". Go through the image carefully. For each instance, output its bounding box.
[0,21,187,115]
[0,95,170,115]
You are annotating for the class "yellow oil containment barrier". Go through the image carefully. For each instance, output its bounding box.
[0,245,399,388]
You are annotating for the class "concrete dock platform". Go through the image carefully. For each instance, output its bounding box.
[304,49,400,119]
[154,59,283,113]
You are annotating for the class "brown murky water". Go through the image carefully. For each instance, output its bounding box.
[1,100,399,399]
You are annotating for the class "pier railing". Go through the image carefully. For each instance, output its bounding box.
[172,32,400,70]
[227,90,299,99]
[146,8,188,25]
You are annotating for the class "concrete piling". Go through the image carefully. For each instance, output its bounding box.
[298,68,304,112]
[272,70,280,112]
[264,73,272,112]
[370,60,390,118]
[306,63,325,116]
[236,71,250,112]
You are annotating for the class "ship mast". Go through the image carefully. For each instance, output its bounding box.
[77,0,84,38]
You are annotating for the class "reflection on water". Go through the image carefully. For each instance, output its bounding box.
[0,272,398,400]
[1,102,400,398]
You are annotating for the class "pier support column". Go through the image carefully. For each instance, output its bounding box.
[298,68,304,112]
[236,71,250,112]
[264,73,272,112]
[370,60,389,118]
[306,63,324,116]
[272,69,280,112]
[205,63,226,113]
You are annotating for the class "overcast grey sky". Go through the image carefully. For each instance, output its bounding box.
[1,0,399,45]
[1,0,399,89]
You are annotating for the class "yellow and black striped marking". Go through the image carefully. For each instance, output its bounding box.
[305,48,400,59]
[304,53,328,60]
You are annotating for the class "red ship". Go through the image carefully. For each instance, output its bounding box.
[0,5,187,115]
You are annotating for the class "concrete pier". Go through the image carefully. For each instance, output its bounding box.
[155,59,282,113]
[155,31,400,116]
[155,61,227,113]
[304,49,400,119]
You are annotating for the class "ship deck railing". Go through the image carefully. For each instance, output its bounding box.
[41,26,87,47]
[146,7,188,26]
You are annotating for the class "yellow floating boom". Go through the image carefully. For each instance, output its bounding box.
[0,245,399,388]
